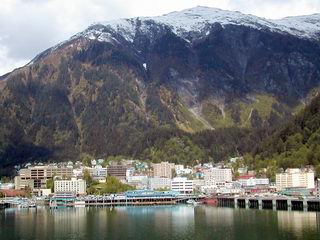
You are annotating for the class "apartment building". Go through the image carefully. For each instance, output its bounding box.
[153,162,175,178]
[276,168,315,191]
[54,178,86,195]
[204,168,232,182]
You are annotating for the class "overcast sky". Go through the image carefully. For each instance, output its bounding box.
[1,0,320,76]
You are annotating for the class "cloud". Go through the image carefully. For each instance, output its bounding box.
[228,0,320,19]
[0,0,319,75]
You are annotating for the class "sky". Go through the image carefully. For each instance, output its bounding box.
[0,0,320,76]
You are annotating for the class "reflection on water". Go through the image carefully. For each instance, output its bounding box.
[0,206,319,240]
[277,211,320,238]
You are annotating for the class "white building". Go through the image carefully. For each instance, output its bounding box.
[148,178,171,190]
[171,177,193,194]
[54,178,86,195]
[87,166,107,180]
[204,168,232,182]
[239,178,269,187]
[0,183,14,190]
[201,181,243,195]
[276,169,315,191]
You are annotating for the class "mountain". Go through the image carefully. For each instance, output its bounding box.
[250,92,320,177]
[1,6,320,167]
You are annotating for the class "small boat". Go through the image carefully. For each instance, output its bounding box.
[18,203,29,209]
[186,199,200,205]
[28,203,37,208]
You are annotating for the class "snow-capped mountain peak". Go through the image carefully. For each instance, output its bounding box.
[82,6,320,43]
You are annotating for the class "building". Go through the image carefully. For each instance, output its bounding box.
[127,175,148,189]
[171,177,193,194]
[276,168,315,191]
[153,162,175,178]
[0,183,14,190]
[14,166,73,190]
[86,166,107,181]
[54,178,86,195]
[204,168,232,182]
[107,165,127,180]
[148,178,171,190]
[192,179,205,192]
[238,177,269,187]
[317,179,320,199]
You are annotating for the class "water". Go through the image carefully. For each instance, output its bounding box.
[0,206,319,240]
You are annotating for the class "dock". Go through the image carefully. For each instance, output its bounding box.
[217,196,320,211]
[0,201,10,209]
[49,190,205,208]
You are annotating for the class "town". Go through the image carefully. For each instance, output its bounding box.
[1,157,320,211]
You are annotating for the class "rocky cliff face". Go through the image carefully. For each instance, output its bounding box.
[1,7,320,164]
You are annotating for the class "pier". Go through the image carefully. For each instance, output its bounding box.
[0,202,9,210]
[217,196,320,211]
[49,190,205,208]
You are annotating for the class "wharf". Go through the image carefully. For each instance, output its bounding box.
[49,190,205,208]
[217,196,320,212]
[0,202,10,209]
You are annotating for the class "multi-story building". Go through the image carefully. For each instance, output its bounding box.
[15,166,73,190]
[153,162,175,178]
[54,178,86,195]
[127,175,148,189]
[276,168,315,191]
[239,178,269,187]
[204,168,232,182]
[86,166,107,181]
[148,178,171,190]
[171,177,193,194]
[107,165,127,180]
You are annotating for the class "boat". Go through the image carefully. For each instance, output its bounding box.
[186,199,200,205]
[202,197,218,206]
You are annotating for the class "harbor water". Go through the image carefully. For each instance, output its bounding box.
[0,205,319,240]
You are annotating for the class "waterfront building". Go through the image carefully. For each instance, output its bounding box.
[54,178,86,195]
[276,168,315,191]
[14,166,73,190]
[0,183,14,190]
[107,165,127,180]
[153,162,175,178]
[204,168,232,182]
[171,177,193,194]
[148,177,171,190]
[238,177,269,187]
